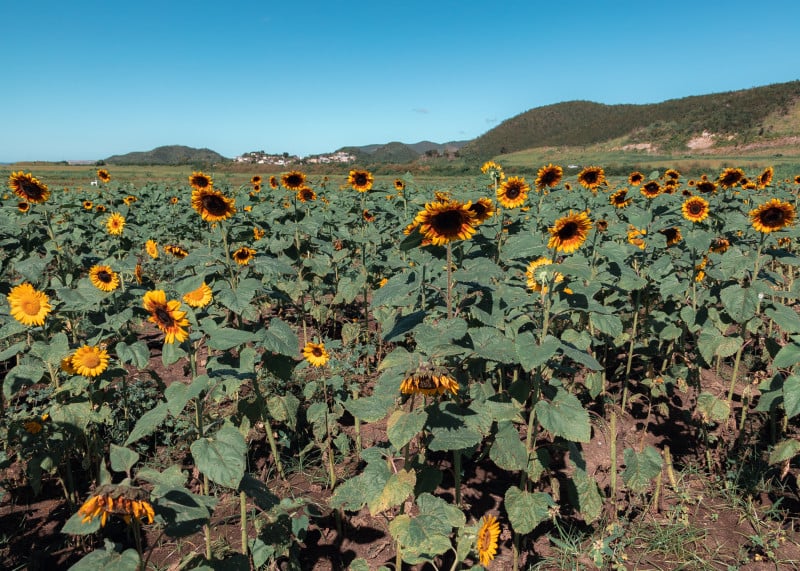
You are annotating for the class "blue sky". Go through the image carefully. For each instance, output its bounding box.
[3,0,799,162]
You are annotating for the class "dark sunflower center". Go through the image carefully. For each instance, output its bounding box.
[540,171,559,185]
[761,208,785,226]
[433,210,465,234]
[154,306,176,327]
[354,174,367,185]
[193,177,210,188]
[644,183,659,193]
[470,204,487,217]
[583,172,599,184]
[614,192,627,203]
[97,270,112,283]
[558,221,579,239]
[505,184,522,200]
[311,347,323,357]
[286,175,302,187]
[689,202,703,215]
[20,180,45,200]
[201,194,228,214]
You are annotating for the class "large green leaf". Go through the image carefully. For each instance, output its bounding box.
[427,403,482,452]
[190,424,247,489]
[765,302,800,334]
[535,388,591,443]
[783,374,800,418]
[388,493,465,565]
[259,318,299,357]
[109,444,139,474]
[67,544,140,570]
[515,332,560,371]
[370,469,416,515]
[330,460,391,513]
[504,486,554,535]
[622,446,663,494]
[489,420,528,471]
[720,284,758,324]
[571,464,603,523]
[773,341,800,369]
[387,409,427,451]
[696,392,730,424]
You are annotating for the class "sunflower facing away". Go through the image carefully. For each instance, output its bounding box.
[296,187,316,202]
[269,176,279,189]
[718,167,745,189]
[142,290,190,344]
[7,283,51,327]
[547,211,592,254]
[183,282,213,308]
[78,484,155,527]
[400,370,459,396]
[709,237,730,254]
[232,246,256,265]
[97,169,111,183]
[302,342,329,367]
[609,188,632,208]
[526,257,564,293]
[682,196,710,223]
[627,171,645,186]
[106,212,125,235]
[468,197,496,224]
[281,170,307,190]
[659,227,682,247]
[89,265,120,292]
[348,169,374,192]
[496,176,530,209]
[191,187,236,222]
[750,199,796,233]
[476,514,501,566]
[535,163,563,190]
[9,171,50,203]
[145,239,159,259]
[188,171,213,191]
[414,199,477,246]
[627,226,647,249]
[577,166,606,191]
[71,345,110,377]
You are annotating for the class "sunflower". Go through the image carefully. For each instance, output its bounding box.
[496,177,530,209]
[682,196,710,223]
[71,345,110,377]
[97,169,111,183]
[577,166,606,191]
[526,257,564,293]
[709,238,730,254]
[609,188,632,208]
[61,355,78,375]
[78,484,155,527]
[659,227,682,247]
[535,163,563,190]
[363,209,375,223]
[695,179,717,193]
[164,244,188,259]
[547,210,592,254]
[695,256,708,282]
[123,195,137,205]
[89,265,120,292]
[778,237,792,248]
[757,166,774,189]
[232,246,256,265]
[640,180,662,199]
[664,168,680,180]
[627,226,647,249]
[414,199,477,246]
[106,212,125,235]
[596,219,608,232]
[253,227,266,241]
[348,169,374,192]
[145,239,159,259]
[718,167,745,189]
[281,170,306,190]
[251,184,261,194]
[628,171,644,186]
[662,179,679,194]
[476,514,501,566]
[183,282,213,308]
[134,263,143,284]
[191,187,236,222]
[302,342,329,367]
[189,171,213,191]
[9,171,50,203]
[750,199,796,233]
[394,179,406,191]
[7,283,51,327]
[170,196,179,205]
[82,200,93,210]
[250,175,262,186]
[17,202,30,213]
[296,187,316,202]
[480,160,504,179]
[24,419,43,434]
[468,197,495,224]
[143,290,189,344]
[400,371,459,396]
[795,175,800,185]
[269,176,279,189]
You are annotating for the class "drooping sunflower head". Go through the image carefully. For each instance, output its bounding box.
[717,167,745,189]
[577,166,606,191]
[709,237,730,254]
[480,160,504,181]
[77,484,155,527]
[547,210,592,254]
[659,227,682,247]
[232,246,256,265]
[253,227,266,241]
[71,345,110,377]
[696,179,717,193]
[191,187,236,222]
[794,175,800,185]
[123,195,137,205]
[296,187,316,203]
[95,204,107,212]
[106,212,125,235]
[596,219,608,232]
[7,282,51,327]
[89,265,120,292]
[535,163,563,190]
[281,170,306,190]
[749,198,796,233]
[496,177,530,209]
[142,290,190,344]
[609,188,632,208]
[627,226,647,249]
[627,171,645,186]
[189,171,213,191]
[468,197,496,224]
[164,244,188,259]
[662,179,679,194]
[145,239,158,259]
[97,169,111,183]
[682,196,710,223]
[348,169,374,192]
[183,282,213,308]
[640,180,662,199]
[413,199,477,246]
[476,514,501,566]
[525,257,564,293]
[400,365,459,396]
[302,342,329,367]
[757,166,774,189]
[9,171,50,203]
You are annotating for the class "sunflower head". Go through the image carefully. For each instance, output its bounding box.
[71,345,110,377]
[526,257,564,293]
[696,179,717,193]
[757,166,774,189]
[547,210,592,254]
[269,176,279,189]
[302,342,330,367]
[189,171,213,191]
[232,246,256,265]
[497,177,530,209]
[164,244,188,259]
[7,282,51,327]
[718,167,745,189]
[296,187,316,203]
[577,166,606,191]
[709,238,730,254]
[414,199,477,246]
[627,226,647,249]
[664,168,681,181]
[83,200,93,210]
[682,196,710,223]
[191,187,236,222]
[145,239,159,259]
[628,171,644,186]
[78,484,155,528]
[468,197,496,224]
[659,227,682,247]
[142,290,190,344]
[89,265,120,292]
[348,169,374,192]
[640,180,662,199]
[17,202,30,213]
[400,364,459,396]
[106,212,125,235]
[394,179,406,191]
[183,282,213,308]
[480,161,504,181]
[9,171,50,204]
[535,164,563,190]
[97,169,111,183]
[750,198,796,233]
[281,170,306,190]
[476,514,501,566]
[250,175,262,186]
[609,188,632,208]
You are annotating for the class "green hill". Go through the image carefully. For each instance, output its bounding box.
[105,145,228,166]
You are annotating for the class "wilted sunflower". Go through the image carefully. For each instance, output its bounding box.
[400,370,459,396]
[232,246,256,265]
[480,160,504,180]
[742,178,757,190]
[659,227,682,247]
[89,265,120,292]
[191,187,236,222]
[253,227,266,241]
[496,177,530,209]
[757,166,774,189]
[9,171,50,203]
[71,345,110,377]
[348,169,374,192]
[145,239,159,259]
[596,219,608,232]
[296,187,316,202]
[134,263,143,284]
[123,195,137,205]
[682,196,710,223]
[695,256,708,282]
[362,209,375,222]
[250,175,262,185]
[106,212,125,235]
[577,166,606,191]
[143,290,189,344]
[83,200,93,210]
[164,244,188,259]
[61,355,78,375]
[547,210,592,254]
[718,167,745,189]
[394,179,406,191]
[7,282,51,327]
[750,198,796,233]
[269,176,279,189]
[640,180,662,199]
[17,202,30,213]
[97,169,111,183]
[183,282,213,308]
[664,168,681,180]
[414,199,477,246]
[281,170,306,190]
[609,188,632,208]
[535,163,563,190]
[189,171,213,191]
[628,171,645,186]
[627,226,647,249]
[476,514,501,566]
[709,238,730,254]
[526,257,564,293]
[78,484,155,527]
[468,197,495,224]
[302,342,329,367]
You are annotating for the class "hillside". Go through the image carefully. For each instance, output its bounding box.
[340,140,469,163]
[104,145,228,166]
[460,80,800,160]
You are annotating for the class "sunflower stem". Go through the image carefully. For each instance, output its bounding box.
[446,243,453,319]
[622,288,642,412]
[453,449,462,507]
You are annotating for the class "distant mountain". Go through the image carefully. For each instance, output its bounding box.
[105,145,228,166]
[338,140,469,163]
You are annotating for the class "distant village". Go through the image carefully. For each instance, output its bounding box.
[233,150,356,166]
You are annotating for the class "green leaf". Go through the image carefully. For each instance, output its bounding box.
[370,469,416,515]
[67,544,141,570]
[427,403,482,452]
[207,326,256,351]
[115,340,150,369]
[783,375,800,418]
[266,394,300,429]
[622,446,663,494]
[388,493,465,565]
[589,312,623,339]
[330,460,391,513]
[504,486,554,535]
[490,420,528,471]
[696,392,730,424]
[720,284,758,324]
[468,326,517,362]
[190,424,247,489]
[535,388,591,443]
[260,318,299,357]
[387,409,427,451]
[571,465,603,523]
[109,444,139,474]
[516,333,560,371]
[769,439,800,465]
[161,341,186,367]
[343,393,395,423]
[124,402,169,446]
[152,486,215,538]
[773,342,800,369]
[30,332,69,367]
[765,302,800,334]
[61,510,102,536]
[3,362,44,399]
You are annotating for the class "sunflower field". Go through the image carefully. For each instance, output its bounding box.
[2,162,800,569]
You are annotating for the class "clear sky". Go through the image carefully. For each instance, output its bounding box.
[3,0,799,162]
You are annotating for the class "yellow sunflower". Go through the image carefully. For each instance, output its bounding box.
[547,211,592,254]
[709,238,730,254]
[97,169,111,183]
[496,177,530,209]
[414,199,477,246]
[142,290,190,344]
[757,166,774,189]
[17,202,30,213]
[71,345,110,377]
[480,160,504,177]
[269,176,279,189]
[476,514,501,566]
[191,187,236,222]
[302,342,329,367]
[682,196,710,223]
[296,187,316,202]
[535,163,563,190]
[348,169,374,192]
[609,188,632,208]
[7,282,51,327]
[253,227,266,241]
[394,179,406,191]
[89,265,120,292]
[577,166,606,191]
[664,168,680,180]
[526,257,564,293]
[749,199,796,233]
[170,196,179,205]
[596,219,608,232]
[363,209,375,223]
[250,175,262,186]
[627,226,647,249]
[164,244,188,259]
[189,171,213,191]
[468,197,496,224]
[795,175,800,185]
[628,171,644,186]
[640,180,661,199]
[718,167,745,189]
[61,355,78,375]
[400,371,459,396]
[232,246,256,265]
[281,170,306,190]
[659,227,682,247]
[9,171,50,203]
[106,212,125,235]
[78,484,155,527]
[145,239,159,259]
[83,200,93,210]
[183,282,213,308]
[696,179,717,193]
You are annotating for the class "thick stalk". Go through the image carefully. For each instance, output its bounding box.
[621,289,642,411]
[240,491,248,556]
[453,450,462,506]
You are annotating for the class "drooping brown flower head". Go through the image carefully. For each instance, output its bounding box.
[547,211,592,254]
[269,176,279,189]
[77,484,155,527]
[400,365,459,396]
[749,198,796,233]
[164,244,188,259]
[9,171,50,203]
[709,238,730,254]
[191,187,236,222]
